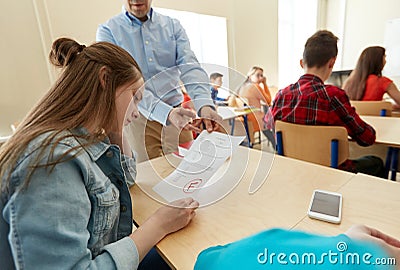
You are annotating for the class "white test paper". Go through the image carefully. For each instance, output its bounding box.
[153,131,245,202]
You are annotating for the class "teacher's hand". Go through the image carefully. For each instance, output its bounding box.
[198,106,222,132]
[167,107,201,132]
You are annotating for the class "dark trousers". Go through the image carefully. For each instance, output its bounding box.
[353,155,386,179]
[138,248,171,270]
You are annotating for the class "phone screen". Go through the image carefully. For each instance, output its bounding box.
[310,191,340,217]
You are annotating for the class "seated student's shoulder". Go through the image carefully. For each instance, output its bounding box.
[324,84,347,95]
[324,84,350,101]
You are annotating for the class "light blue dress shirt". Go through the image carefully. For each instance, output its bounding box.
[96,7,214,125]
[0,130,139,269]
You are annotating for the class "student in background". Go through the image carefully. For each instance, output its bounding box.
[271,30,385,178]
[0,38,198,269]
[342,46,400,109]
[238,66,273,144]
[210,72,224,103]
[96,0,221,162]
[239,66,272,107]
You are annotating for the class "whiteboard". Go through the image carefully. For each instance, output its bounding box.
[384,18,400,77]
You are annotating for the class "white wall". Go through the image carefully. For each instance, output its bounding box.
[0,0,278,135]
[0,0,121,135]
[340,0,400,69]
[1,0,398,135]
[325,0,400,86]
[153,0,279,88]
[0,1,49,135]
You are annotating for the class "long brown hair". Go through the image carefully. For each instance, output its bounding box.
[0,38,142,189]
[343,46,386,100]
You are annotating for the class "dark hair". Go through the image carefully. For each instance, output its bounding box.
[303,30,338,68]
[343,46,386,100]
[0,37,142,189]
[210,72,223,80]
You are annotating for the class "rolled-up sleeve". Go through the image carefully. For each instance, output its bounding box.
[102,237,139,270]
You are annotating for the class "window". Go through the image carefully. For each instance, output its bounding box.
[278,0,318,88]
[155,8,230,99]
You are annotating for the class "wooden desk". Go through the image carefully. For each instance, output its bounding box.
[130,147,354,269]
[360,115,400,180]
[361,115,400,147]
[217,106,261,148]
[294,173,400,239]
[217,106,260,121]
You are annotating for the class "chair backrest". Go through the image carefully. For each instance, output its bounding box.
[227,95,249,108]
[275,120,349,168]
[350,101,392,116]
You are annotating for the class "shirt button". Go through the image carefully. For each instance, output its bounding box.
[117,179,124,186]
[145,40,149,45]
[106,151,113,158]
[149,57,153,62]
[121,205,127,212]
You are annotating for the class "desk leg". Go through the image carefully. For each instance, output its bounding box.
[229,119,235,136]
[384,147,393,179]
[390,148,399,181]
[242,115,252,148]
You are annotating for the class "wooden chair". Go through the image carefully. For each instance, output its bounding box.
[350,101,392,116]
[275,120,349,168]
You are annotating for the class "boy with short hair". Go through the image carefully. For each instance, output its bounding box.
[271,30,385,177]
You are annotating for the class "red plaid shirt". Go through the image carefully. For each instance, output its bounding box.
[270,74,376,172]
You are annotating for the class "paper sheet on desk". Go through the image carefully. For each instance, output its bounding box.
[153,131,245,202]
[217,106,237,120]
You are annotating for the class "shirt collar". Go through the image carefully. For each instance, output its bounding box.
[124,6,154,25]
[300,74,324,84]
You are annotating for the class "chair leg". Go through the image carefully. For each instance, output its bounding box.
[276,131,283,155]
[242,115,252,148]
[229,119,235,135]
[330,139,339,168]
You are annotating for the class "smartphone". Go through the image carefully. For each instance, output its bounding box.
[307,190,342,224]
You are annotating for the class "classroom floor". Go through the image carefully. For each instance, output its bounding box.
[252,132,275,153]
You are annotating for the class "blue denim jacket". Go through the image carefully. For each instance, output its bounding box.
[0,130,139,269]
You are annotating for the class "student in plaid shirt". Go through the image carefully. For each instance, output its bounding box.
[271,30,385,178]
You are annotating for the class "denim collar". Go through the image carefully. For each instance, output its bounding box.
[70,127,111,162]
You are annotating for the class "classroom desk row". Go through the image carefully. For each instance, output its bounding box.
[361,115,400,180]
[130,146,400,269]
[361,115,400,147]
[217,106,261,148]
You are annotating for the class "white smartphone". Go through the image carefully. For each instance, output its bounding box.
[307,190,342,224]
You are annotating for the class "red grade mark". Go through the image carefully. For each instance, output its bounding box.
[183,179,203,193]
